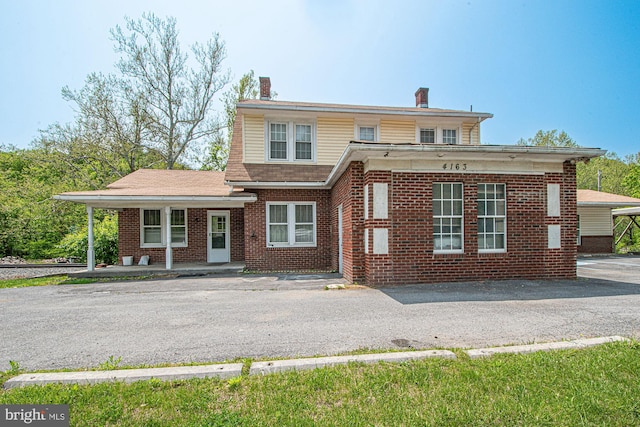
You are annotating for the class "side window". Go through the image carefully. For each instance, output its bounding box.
[433,183,463,253]
[478,184,506,252]
[140,209,187,247]
[142,209,162,245]
[266,203,316,247]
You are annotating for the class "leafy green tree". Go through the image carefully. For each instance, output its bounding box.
[577,152,632,195]
[516,129,578,147]
[58,214,118,264]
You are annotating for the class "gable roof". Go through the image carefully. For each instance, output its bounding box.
[55,169,256,208]
[577,189,640,207]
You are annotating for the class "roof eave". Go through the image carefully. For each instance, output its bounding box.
[53,194,258,208]
[238,102,493,120]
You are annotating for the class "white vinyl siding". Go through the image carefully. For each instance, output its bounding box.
[379,120,415,144]
[266,202,316,247]
[243,115,265,163]
[316,117,354,165]
[577,207,614,236]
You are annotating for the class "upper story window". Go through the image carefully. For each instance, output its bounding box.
[443,129,457,145]
[357,125,377,142]
[266,121,316,162]
[295,124,312,160]
[419,128,435,144]
[269,123,288,159]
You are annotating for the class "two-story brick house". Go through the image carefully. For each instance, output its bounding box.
[57,77,605,285]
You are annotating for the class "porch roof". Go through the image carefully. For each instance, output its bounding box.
[577,189,640,208]
[54,169,257,208]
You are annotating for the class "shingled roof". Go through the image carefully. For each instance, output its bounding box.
[577,189,640,207]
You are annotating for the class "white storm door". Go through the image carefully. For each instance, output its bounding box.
[207,211,230,263]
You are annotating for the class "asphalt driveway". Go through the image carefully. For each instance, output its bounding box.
[1,256,639,371]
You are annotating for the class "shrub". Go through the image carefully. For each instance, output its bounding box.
[58,214,118,264]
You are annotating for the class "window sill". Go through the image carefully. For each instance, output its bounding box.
[140,243,188,249]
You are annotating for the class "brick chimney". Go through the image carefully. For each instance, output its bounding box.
[415,87,429,108]
[259,77,271,100]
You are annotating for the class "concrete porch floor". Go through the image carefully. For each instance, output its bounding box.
[68,262,245,279]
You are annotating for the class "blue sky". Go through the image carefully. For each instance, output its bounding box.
[1,0,639,158]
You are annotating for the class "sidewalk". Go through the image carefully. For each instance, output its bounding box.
[4,336,627,389]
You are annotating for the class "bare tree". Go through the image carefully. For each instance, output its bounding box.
[111,13,230,169]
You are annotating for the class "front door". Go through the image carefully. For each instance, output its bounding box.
[207,210,230,263]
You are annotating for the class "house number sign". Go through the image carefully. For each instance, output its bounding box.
[442,163,468,171]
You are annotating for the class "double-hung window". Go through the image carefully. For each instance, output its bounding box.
[266,202,316,247]
[269,123,288,160]
[478,184,506,252]
[443,129,457,144]
[267,121,315,162]
[419,128,435,144]
[433,183,463,253]
[359,126,375,142]
[140,208,188,247]
[295,124,312,160]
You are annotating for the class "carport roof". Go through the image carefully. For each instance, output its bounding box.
[577,189,640,207]
[54,169,256,208]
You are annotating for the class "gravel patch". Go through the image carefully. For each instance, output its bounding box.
[0,266,85,280]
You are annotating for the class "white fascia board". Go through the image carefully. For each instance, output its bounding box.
[224,181,329,189]
[581,201,640,207]
[325,143,606,187]
[53,194,257,208]
[613,207,640,216]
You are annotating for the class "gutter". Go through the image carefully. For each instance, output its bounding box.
[238,103,493,120]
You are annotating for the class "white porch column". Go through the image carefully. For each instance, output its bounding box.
[86,206,95,272]
[165,206,173,270]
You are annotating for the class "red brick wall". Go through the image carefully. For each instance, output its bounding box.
[579,236,613,253]
[330,162,365,283]
[356,162,578,286]
[243,189,332,271]
[118,207,244,265]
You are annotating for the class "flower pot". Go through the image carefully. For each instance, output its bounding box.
[122,256,133,266]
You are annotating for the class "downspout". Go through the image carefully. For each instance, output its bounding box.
[469,116,481,145]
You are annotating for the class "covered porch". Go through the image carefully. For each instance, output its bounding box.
[54,170,256,272]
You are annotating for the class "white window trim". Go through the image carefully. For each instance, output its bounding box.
[264,121,316,163]
[415,125,463,145]
[478,183,507,254]
[139,208,188,248]
[355,123,379,142]
[266,202,317,247]
[433,183,464,254]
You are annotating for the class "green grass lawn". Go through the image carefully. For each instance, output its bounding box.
[0,275,155,289]
[2,341,639,426]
